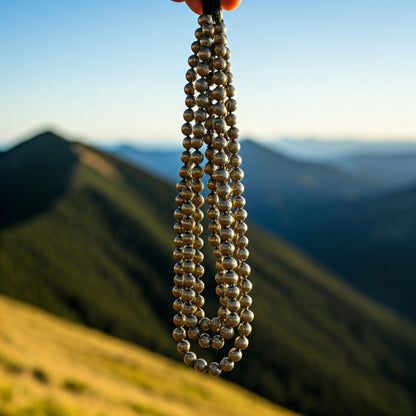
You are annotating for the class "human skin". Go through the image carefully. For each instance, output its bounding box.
[171,0,241,15]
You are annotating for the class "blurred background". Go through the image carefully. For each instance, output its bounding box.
[1,1,415,416]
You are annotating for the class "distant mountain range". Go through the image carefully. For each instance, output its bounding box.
[265,138,416,161]
[1,131,416,416]
[108,140,416,322]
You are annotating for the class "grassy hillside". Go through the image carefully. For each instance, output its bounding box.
[1,132,416,416]
[0,295,298,416]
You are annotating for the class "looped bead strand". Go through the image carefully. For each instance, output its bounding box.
[173,13,253,377]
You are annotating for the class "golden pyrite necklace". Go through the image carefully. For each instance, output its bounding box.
[172,0,253,377]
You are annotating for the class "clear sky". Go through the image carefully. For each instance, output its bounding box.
[1,0,415,146]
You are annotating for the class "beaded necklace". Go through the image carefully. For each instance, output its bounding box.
[172,1,253,377]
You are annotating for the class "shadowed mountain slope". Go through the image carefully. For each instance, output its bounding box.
[110,141,416,322]
[1,131,416,416]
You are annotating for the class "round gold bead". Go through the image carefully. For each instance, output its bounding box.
[198,333,211,348]
[177,340,190,353]
[172,327,186,341]
[194,358,208,373]
[211,335,225,350]
[228,348,243,362]
[184,351,197,366]
[220,357,234,372]
[208,362,222,377]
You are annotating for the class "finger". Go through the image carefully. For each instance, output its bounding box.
[221,0,241,11]
[184,0,203,14]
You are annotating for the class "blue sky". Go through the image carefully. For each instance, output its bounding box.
[1,0,415,146]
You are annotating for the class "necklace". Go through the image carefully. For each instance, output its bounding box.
[172,3,253,377]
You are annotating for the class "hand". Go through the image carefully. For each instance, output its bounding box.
[172,0,241,15]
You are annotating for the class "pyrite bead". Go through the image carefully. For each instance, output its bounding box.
[220,357,234,372]
[195,308,205,320]
[173,298,183,311]
[196,93,209,108]
[196,62,210,76]
[211,335,225,350]
[220,325,234,340]
[194,108,206,122]
[234,336,249,350]
[198,46,212,61]
[177,340,190,353]
[188,54,199,67]
[228,127,240,140]
[214,22,226,34]
[185,95,196,108]
[199,317,211,332]
[212,86,226,101]
[228,348,243,362]
[201,24,214,37]
[173,313,185,326]
[182,302,197,316]
[238,322,252,336]
[194,358,208,373]
[188,326,200,340]
[200,36,212,48]
[173,327,186,341]
[185,314,198,327]
[184,351,197,366]
[213,71,227,85]
[208,362,222,377]
[184,82,194,95]
[227,298,240,312]
[198,14,213,26]
[183,108,194,122]
[198,333,211,348]
[240,309,254,323]
[194,28,203,40]
[193,277,204,292]
[210,317,221,332]
[226,113,237,126]
[226,312,240,328]
[186,69,197,82]
[240,278,252,293]
[183,274,196,287]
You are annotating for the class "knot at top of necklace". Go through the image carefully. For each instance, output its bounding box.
[203,0,223,23]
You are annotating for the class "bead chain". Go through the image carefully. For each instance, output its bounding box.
[173,13,253,377]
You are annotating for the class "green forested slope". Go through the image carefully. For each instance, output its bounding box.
[1,132,415,416]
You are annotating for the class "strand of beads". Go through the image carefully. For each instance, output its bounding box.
[173,13,253,377]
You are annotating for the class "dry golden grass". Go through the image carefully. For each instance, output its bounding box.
[0,295,299,416]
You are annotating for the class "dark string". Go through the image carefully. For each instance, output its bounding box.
[203,0,222,22]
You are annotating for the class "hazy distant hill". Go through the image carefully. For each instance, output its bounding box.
[265,138,416,162]
[109,140,416,322]
[1,131,416,416]
[328,153,416,188]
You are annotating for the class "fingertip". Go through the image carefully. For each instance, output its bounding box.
[185,0,204,14]
[221,0,241,11]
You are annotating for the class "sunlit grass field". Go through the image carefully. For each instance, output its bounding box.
[0,295,299,416]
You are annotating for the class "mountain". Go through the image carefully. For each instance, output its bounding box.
[109,141,416,321]
[110,140,380,235]
[1,131,416,416]
[0,294,297,416]
[111,144,180,182]
[296,185,416,320]
[328,153,416,188]
[264,138,416,162]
